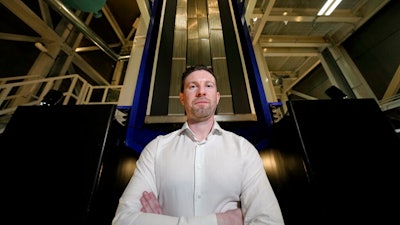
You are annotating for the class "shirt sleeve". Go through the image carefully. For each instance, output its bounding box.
[239,139,285,225]
[111,136,219,225]
[113,211,218,225]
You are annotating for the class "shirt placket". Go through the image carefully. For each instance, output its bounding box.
[193,141,205,215]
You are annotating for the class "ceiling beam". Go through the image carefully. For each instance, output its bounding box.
[102,4,126,44]
[263,47,320,57]
[259,35,331,48]
[253,8,361,24]
[382,64,400,100]
[251,0,275,45]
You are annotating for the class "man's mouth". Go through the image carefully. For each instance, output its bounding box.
[194,98,209,104]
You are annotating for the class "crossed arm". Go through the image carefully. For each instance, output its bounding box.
[140,191,244,225]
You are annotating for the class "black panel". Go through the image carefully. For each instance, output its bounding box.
[267,99,400,225]
[0,105,137,225]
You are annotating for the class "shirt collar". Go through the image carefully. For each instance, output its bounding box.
[179,120,223,139]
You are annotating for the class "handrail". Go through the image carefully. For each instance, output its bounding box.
[379,93,400,111]
[0,74,122,116]
[0,75,42,85]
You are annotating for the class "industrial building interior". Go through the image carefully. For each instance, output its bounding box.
[1,0,399,132]
[1,0,400,224]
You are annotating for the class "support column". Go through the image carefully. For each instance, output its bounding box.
[327,46,377,100]
[118,18,149,107]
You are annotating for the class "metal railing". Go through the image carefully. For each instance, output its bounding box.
[379,94,400,111]
[0,74,122,116]
[1,74,399,130]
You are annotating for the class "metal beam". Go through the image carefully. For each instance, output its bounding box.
[44,0,120,61]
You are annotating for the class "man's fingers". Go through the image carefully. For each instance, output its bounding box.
[217,208,244,225]
[140,194,152,213]
[145,192,163,214]
[140,191,163,214]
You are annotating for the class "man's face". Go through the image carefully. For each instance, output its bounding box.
[179,70,220,122]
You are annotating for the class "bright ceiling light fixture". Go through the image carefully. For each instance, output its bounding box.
[317,0,342,16]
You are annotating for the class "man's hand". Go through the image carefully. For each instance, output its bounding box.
[140,191,163,214]
[216,208,243,225]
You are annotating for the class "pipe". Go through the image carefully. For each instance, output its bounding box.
[44,0,120,61]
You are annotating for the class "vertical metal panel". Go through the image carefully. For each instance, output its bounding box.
[187,18,198,39]
[168,60,186,115]
[172,30,187,58]
[175,6,187,29]
[187,0,196,18]
[169,0,188,115]
[187,39,199,66]
[176,0,187,8]
[169,61,185,96]
[207,0,218,8]
[218,0,251,114]
[198,17,209,38]
[149,0,254,121]
[218,97,234,114]
[209,30,225,57]
[199,39,211,65]
[213,59,230,95]
[208,7,222,29]
[197,1,211,66]
[213,59,233,114]
[207,0,231,114]
[196,0,208,17]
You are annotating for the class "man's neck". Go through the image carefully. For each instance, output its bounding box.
[187,117,214,141]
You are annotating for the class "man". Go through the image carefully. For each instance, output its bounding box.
[112,65,285,225]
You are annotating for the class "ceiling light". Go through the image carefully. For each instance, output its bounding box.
[317,0,342,16]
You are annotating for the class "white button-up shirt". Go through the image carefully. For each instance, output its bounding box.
[112,121,284,225]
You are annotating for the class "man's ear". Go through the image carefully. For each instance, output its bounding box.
[179,92,184,105]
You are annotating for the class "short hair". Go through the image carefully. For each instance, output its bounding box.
[180,65,217,92]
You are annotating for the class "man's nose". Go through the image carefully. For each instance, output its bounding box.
[196,87,206,96]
